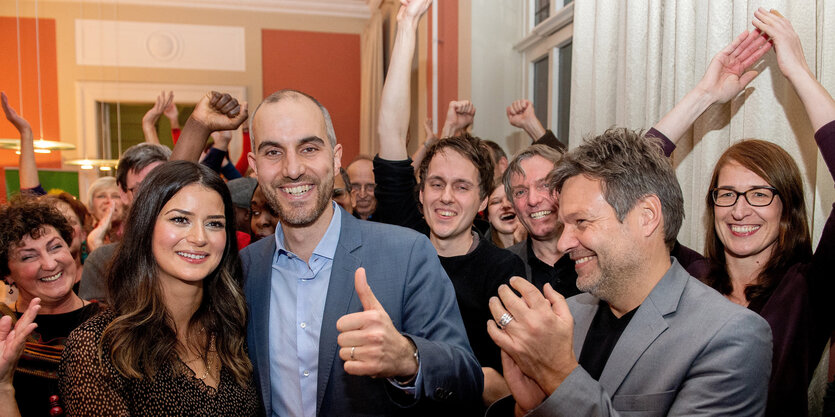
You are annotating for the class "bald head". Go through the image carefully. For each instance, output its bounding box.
[249,89,337,150]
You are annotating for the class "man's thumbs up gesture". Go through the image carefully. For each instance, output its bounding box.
[336,268,419,380]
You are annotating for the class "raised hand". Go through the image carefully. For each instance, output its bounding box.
[752,9,810,80]
[377,0,432,160]
[487,278,577,398]
[142,91,173,127]
[3,92,39,189]
[172,91,248,163]
[191,91,248,132]
[752,9,835,131]
[499,350,547,416]
[0,298,39,384]
[653,29,772,144]
[695,29,771,104]
[506,99,546,141]
[1,92,32,134]
[336,268,419,379]
[422,118,438,146]
[441,100,475,138]
[210,130,233,152]
[86,202,116,253]
[0,298,39,417]
[162,92,180,129]
[506,100,533,129]
[142,91,174,144]
[396,0,432,25]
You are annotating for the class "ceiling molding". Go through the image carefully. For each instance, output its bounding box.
[39,0,372,19]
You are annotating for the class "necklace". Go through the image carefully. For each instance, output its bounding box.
[14,296,85,314]
[182,330,216,380]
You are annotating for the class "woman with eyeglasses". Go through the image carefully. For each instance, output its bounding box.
[705,11,835,417]
[652,10,834,416]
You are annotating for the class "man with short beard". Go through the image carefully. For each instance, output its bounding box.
[486,129,772,416]
[239,86,482,417]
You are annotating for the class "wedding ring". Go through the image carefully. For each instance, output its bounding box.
[350,346,356,360]
[499,313,514,328]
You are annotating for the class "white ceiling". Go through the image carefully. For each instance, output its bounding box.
[46,0,373,19]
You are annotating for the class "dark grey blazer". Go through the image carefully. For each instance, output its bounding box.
[529,259,772,417]
[241,210,483,416]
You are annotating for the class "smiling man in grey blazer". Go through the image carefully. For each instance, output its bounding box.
[241,87,482,417]
[487,128,772,416]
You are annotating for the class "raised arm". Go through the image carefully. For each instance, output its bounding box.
[377,0,432,161]
[753,9,835,131]
[653,30,771,144]
[1,92,39,191]
[506,99,546,141]
[171,91,247,163]
[141,91,173,145]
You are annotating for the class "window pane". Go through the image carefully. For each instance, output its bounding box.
[534,0,550,25]
[533,56,549,132]
[102,102,194,159]
[557,42,572,144]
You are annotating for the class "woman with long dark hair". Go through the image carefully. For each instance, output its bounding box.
[58,161,261,416]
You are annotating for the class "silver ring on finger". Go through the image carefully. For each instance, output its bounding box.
[499,312,514,328]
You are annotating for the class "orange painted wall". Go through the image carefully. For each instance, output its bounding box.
[426,1,458,129]
[261,29,361,164]
[0,17,61,201]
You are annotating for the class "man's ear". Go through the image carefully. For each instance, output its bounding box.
[637,194,663,238]
[247,151,258,177]
[478,196,488,213]
[333,144,343,173]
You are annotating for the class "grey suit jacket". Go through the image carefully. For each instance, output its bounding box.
[530,259,772,417]
[241,210,483,416]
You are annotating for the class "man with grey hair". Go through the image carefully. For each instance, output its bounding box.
[79,142,171,301]
[487,128,772,416]
[503,144,579,298]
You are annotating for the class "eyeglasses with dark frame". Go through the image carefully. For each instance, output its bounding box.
[711,187,779,207]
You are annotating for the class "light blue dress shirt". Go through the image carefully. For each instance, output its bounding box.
[269,203,341,417]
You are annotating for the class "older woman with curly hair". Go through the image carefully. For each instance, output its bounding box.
[0,198,101,416]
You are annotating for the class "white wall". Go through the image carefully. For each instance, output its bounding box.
[469,0,525,157]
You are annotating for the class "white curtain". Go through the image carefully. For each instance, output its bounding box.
[360,1,385,157]
[570,1,835,411]
[570,0,834,252]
